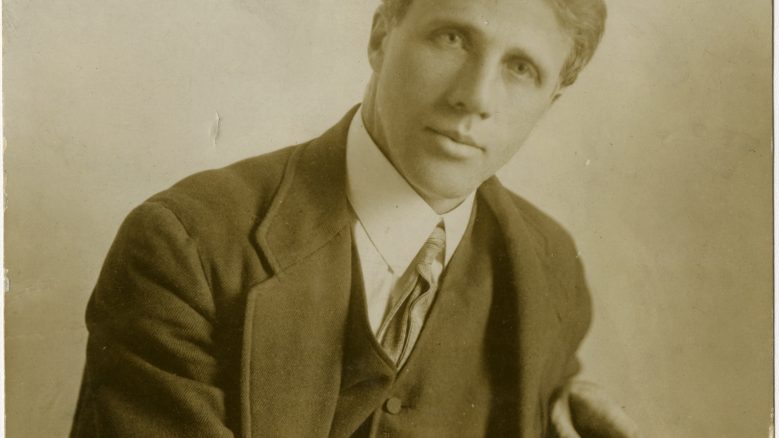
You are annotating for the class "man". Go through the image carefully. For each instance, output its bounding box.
[72,0,639,436]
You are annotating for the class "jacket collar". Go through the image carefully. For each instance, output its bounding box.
[254,106,358,274]
[252,107,545,282]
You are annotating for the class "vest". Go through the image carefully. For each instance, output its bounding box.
[329,201,519,437]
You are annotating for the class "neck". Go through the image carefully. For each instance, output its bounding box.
[424,195,467,215]
[360,79,383,152]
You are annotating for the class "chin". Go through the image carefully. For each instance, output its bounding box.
[412,173,478,205]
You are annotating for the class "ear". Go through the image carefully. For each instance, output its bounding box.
[368,7,392,73]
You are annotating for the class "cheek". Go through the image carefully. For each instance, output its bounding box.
[495,99,550,141]
[482,107,546,169]
[487,138,523,174]
[379,58,423,114]
[402,46,461,97]
[492,112,532,145]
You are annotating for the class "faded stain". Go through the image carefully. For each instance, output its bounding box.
[211,112,222,148]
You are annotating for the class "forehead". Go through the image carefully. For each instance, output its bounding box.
[402,0,564,32]
[399,0,572,75]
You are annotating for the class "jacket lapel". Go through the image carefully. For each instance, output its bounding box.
[240,108,359,438]
[478,178,564,437]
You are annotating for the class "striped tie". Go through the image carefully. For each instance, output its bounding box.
[377,223,446,368]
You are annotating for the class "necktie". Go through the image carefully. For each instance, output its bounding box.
[377,223,446,369]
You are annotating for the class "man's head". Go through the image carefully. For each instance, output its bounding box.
[362,0,607,213]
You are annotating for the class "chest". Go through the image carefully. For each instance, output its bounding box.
[330,216,519,437]
[239,207,569,438]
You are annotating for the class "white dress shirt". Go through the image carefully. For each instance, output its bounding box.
[345,108,475,334]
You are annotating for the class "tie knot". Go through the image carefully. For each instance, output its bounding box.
[416,223,446,274]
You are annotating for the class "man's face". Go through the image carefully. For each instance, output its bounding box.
[366,0,572,209]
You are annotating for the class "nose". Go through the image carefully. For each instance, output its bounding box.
[445,58,496,120]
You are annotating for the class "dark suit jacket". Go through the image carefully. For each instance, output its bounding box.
[71,107,591,437]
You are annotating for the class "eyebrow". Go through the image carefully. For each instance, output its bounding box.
[422,17,550,85]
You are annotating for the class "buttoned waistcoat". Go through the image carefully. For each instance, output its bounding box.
[71,106,591,438]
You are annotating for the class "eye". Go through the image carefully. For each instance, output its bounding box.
[433,30,465,48]
[507,59,538,81]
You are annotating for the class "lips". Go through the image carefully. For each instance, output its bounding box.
[427,127,483,150]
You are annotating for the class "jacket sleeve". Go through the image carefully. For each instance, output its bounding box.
[71,201,235,437]
[560,253,592,382]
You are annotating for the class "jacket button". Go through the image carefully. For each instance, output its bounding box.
[384,397,402,414]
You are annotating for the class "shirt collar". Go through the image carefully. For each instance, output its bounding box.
[346,107,475,274]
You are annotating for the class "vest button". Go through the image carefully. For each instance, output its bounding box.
[384,397,403,414]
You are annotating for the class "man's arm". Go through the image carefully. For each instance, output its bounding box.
[71,202,234,437]
[544,230,639,438]
[551,380,641,438]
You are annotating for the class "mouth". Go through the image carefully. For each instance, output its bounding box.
[426,127,483,151]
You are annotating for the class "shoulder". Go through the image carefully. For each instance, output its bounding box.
[485,180,580,262]
[511,192,577,255]
[110,143,309,295]
[146,144,299,233]
[482,179,591,331]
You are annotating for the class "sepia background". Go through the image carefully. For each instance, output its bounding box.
[5,0,772,436]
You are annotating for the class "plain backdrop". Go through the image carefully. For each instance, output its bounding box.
[5,0,772,436]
